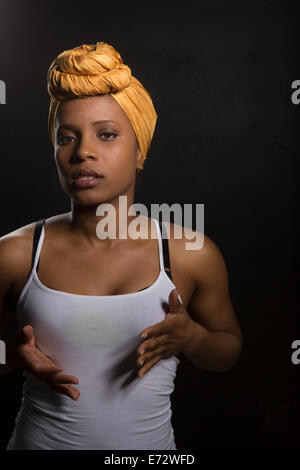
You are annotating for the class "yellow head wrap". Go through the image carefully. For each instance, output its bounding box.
[47,41,157,163]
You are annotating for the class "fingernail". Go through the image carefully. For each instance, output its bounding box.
[141,333,148,338]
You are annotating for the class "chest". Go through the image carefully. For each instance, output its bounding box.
[12,236,195,311]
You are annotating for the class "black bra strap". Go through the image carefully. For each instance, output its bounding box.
[158,221,184,363]
[31,218,174,284]
[32,219,45,273]
[158,221,173,282]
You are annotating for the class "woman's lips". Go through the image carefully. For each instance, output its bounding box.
[71,175,104,189]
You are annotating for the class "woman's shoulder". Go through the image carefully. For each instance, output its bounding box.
[164,220,225,282]
[162,219,208,254]
[0,220,37,255]
[0,213,69,269]
[0,221,38,294]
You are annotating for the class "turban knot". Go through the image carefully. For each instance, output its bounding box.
[47,41,157,162]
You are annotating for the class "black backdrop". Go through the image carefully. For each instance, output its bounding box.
[0,0,299,451]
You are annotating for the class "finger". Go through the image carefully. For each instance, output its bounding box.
[46,373,79,385]
[34,346,60,365]
[14,326,33,346]
[168,288,184,312]
[41,365,64,375]
[140,320,169,339]
[138,355,161,379]
[36,354,63,372]
[48,383,80,401]
[138,343,170,368]
[137,334,168,357]
[21,349,63,375]
[22,324,34,338]
[23,358,63,378]
[50,384,79,401]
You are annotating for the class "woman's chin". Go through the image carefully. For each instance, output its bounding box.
[68,192,110,207]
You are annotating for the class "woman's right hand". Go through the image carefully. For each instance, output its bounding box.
[9,325,80,401]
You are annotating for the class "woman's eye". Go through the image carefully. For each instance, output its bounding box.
[57,132,117,145]
[57,135,74,145]
[100,132,117,140]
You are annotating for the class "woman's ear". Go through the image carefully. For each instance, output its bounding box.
[136,148,144,173]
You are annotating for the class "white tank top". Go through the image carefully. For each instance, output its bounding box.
[7,218,182,450]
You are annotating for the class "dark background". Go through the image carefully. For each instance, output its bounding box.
[0,0,299,450]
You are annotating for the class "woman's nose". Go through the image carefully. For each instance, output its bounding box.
[73,135,98,160]
[73,150,97,161]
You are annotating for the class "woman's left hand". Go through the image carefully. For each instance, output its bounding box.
[136,288,196,378]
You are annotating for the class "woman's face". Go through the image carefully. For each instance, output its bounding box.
[54,95,143,207]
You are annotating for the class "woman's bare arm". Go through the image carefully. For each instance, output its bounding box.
[183,233,243,371]
[0,235,26,374]
[0,231,80,400]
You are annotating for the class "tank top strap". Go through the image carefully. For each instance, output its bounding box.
[31,218,46,273]
[31,218,173,282]
[153,218,173,282]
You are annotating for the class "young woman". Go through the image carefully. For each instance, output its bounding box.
[0,41,242,450]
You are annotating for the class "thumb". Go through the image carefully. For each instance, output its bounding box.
[168,288,183,313]
[15,325,35,346]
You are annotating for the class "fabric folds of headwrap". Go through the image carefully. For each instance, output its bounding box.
[47,41,157,162]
